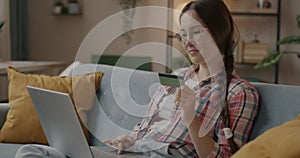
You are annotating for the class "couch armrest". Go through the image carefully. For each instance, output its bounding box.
[0,103,9,128]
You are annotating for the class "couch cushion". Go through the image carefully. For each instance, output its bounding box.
[232,115,300,158]
[0,66,102,144]
[0,103,9,128]
[0,143,23,158]
[71,64,160,144]
[250,83,300,140]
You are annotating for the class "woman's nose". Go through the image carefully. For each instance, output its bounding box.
[184,38,194,47]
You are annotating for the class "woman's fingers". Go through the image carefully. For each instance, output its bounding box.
[103,140,110,144]
[174,89,181,107]
[180,85,194,95]
[118,143,124,154]
[174,86,197,126]
[103,135,136,154]
[106,136,135,154]
[175,86,196,108]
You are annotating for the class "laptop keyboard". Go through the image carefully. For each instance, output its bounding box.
[90,146,119,158]
[90,146,144,158]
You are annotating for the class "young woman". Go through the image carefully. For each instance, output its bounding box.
[106,0,259,158]
[15,0,259,158]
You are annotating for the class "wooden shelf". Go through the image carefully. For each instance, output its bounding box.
[229,0,281,84]
[234,62,257,66]
[279,51,300,58]
[231,12,278,17]
[52,13,82,16]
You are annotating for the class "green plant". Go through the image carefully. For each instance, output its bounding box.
[120,0,137,10]
[0,21,4,32]
[255,15,300,69]
[119,0,138,44]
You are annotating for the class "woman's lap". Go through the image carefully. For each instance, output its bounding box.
[15,143,183,158]
[15,144,66,158]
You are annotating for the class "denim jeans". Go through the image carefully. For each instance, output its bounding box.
[15,144,184,158]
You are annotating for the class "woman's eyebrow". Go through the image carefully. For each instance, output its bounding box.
[179,28,186,32]
[190,25,205,30]
[179,25,198,31]
[180,25,205,32]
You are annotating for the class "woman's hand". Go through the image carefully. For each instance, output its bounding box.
[175,86,216,157]
[103,133,136,154]
[175,85,197,126]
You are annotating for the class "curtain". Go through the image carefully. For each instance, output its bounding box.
[9,0,28,60]
[0,0,11,61]
[0,0,11,102]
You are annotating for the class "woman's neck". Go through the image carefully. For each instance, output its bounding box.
[191,64,210,82]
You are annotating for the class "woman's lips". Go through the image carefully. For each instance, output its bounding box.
[189,49,199,56]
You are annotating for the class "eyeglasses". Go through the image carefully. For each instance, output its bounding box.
[175,28,208,44]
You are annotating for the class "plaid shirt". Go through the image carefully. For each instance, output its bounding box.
[136,67,259,158]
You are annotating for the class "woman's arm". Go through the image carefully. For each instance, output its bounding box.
[103,86,168,154]
[176,85,216,157]
[176,85,259,157]
[103,132,137,154]
[209,88,259,157]
[186,116,215,158]
[225,88,259,147]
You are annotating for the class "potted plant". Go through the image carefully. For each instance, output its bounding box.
[119,0,139,44]
[255,15,300,69]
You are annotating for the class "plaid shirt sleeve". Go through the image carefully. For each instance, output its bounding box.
[208,84,259,158]
[136,85,168,136]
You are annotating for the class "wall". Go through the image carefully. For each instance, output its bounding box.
[278,0,300,85]
[27,0,121,64]
[27,0,168,72]
[26,0,300,85]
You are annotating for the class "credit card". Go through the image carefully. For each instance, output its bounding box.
[158,73,185,87]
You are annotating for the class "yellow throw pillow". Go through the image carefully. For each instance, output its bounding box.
[232,115,300,158]
[0,66,102,144]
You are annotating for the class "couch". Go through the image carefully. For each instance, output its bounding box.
[0,63,300,158]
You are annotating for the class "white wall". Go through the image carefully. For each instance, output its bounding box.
[27,0,122,64]
[278,0,300,85]
[26,0,300,85]
[27,0,168,72]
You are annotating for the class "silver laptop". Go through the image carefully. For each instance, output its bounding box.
[27,86,143,158]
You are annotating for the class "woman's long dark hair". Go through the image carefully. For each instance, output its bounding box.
[180,0,240,155]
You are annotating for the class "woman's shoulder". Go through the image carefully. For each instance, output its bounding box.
[229,76,259,95]
[227,76,259,114]
[171,67,190,76]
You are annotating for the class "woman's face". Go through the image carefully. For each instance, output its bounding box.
[179,9,208,65]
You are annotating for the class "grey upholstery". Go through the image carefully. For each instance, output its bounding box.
[0,63,299,158]
[0,103,9,128]
[71,64,161,146]
[0,103,23,157]
[0,143,23,158]
[249,82,300,140]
